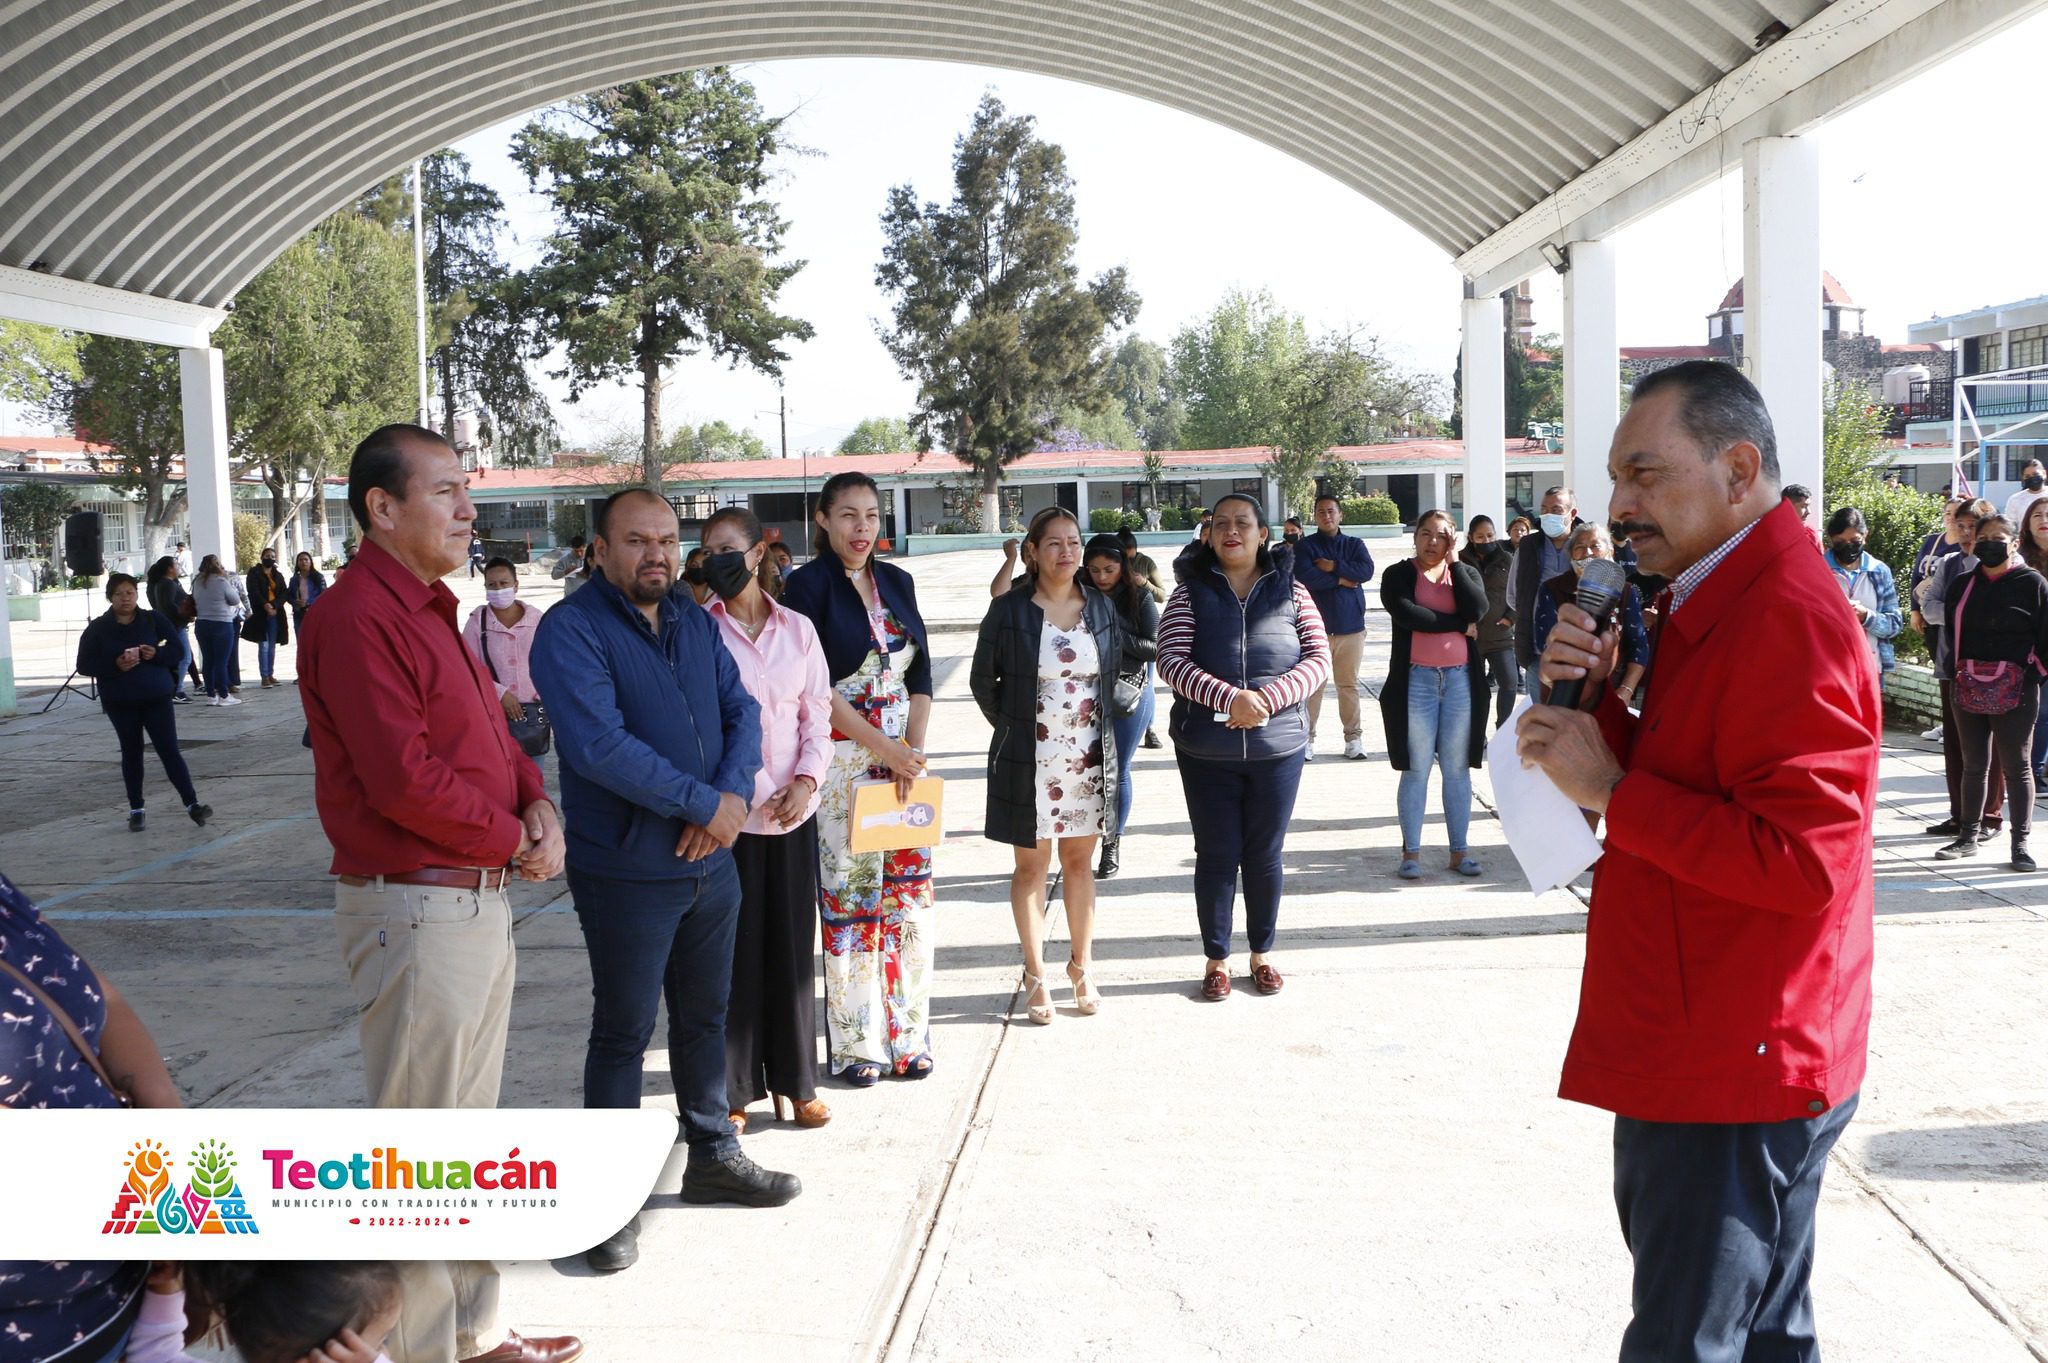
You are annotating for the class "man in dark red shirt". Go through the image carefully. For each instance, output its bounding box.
[1519,362,1878,1361]
[300,424,579,1363]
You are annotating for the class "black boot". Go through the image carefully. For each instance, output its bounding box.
[585,1214,640,1272]
[1935,827,1980,860]
[1096,836,1120,880]
[2014,831,2036,873]
[1141,728,1162,750]
[681,1152,801,1207]
[1926,818,1960,838]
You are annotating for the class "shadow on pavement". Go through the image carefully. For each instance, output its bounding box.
[1858,1121,2048,1183]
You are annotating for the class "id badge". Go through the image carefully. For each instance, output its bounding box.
[880,701,908,739]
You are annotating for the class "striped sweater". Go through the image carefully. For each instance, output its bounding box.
[1157,577,1331,713]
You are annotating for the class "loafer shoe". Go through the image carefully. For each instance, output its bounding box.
[458,1330,584,1363]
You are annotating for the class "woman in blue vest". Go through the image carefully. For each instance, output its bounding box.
[1380,509,1489,880]
[1157,494,1331,1002]
[781,472,937,1083]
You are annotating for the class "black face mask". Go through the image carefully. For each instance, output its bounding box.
[1283,531,1301,544]
[683,563,707,586]
[1977,540,2011,568]
[1830,539,1864,565]
[702,550,754,601]
[2026,475,2045,491]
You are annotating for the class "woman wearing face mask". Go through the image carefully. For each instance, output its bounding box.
[781,471,937,1083]
[971,512,1122,1023]
[462,557,542,732]
[1933,513,2048,870]
[1459,515,1517,734]
[1082,533,1159,879]
[700,508,836,1130]
[1381,510,1488,880]
[1530,523,1649,707]
[2004,459,2048,530]
[683,546,715,606]
[1158,494,1330,1000]
[1825,506,1903,676]
[1923,499,2006,840]
[2020,498,2048,783]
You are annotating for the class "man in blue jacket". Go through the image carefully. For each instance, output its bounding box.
[1296,493,1376,760]
[531,489,797,1274]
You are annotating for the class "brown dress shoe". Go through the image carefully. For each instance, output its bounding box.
[1200,967,1231,1002]
[1250,962,1284,995]
[458,1330,585,1363]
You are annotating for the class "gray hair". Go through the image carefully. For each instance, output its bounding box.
[1630,360,1779,484]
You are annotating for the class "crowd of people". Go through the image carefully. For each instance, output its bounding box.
[7,356,1964,1363]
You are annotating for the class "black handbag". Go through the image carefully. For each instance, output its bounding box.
[478,617,550,757]
[1113,668,1145,717]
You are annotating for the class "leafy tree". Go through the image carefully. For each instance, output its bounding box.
[1265,336,1373,519]
[1524,332,1563,425]
[0,321,80,408]
[1039,401,1136,452]
[876,94,1139,529]
[837,415,912,454]
[1169,289,1306,450]
[52,336,186,561]
[1101,336,1180,450]
[667,418,769,462]
[1141,450,1168,509]
[514,71,813,488]
[219,208,417,551]
[1821,378,1939,590]
[0,480,74,567]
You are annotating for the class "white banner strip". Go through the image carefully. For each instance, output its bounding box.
[0,1109,676,1259]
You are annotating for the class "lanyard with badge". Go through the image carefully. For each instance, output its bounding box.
[862,574,909,739]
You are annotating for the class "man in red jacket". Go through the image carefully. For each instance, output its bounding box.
[1518,360,1879,1361]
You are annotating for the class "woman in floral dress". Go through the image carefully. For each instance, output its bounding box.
[969,509,1123,1025]
[781,473,936,1085]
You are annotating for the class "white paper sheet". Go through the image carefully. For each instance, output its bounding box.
[1486,697,1606,894]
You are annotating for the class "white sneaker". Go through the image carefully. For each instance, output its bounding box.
[220,695,242,707]
[1344,739,1367,760]
[1920,724,1943,742]
[206,697,222,707]
[1302,748,1316,763]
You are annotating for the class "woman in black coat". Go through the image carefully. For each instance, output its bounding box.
[1380,510,1489,881]
[970,509,1122,1026]
[75,573,212,832]
[1084,532,1158,879]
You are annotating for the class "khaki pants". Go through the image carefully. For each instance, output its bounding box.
[1306,630,1368,743]
[335,877,515,1362]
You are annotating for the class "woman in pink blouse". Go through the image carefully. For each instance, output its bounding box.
[461,557,542,729]
[701,508,837,1131]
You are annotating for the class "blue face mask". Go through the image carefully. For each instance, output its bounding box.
[1540,512,1570,539]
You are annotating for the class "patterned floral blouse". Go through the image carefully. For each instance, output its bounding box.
[2,870,142,1360]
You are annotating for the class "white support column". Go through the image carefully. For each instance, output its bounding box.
[1743,136,1822,511]
[1562,239,1620,505]
[180,346,236,570]
[891,484,908,547]
[1429,468,1448,515]
[1073,477,1090,527]
[1460,290,1507,530]
[0,495,15,717]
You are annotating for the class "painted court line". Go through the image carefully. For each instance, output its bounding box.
[32,810,320,908]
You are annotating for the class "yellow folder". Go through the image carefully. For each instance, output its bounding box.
[849,777,946,853]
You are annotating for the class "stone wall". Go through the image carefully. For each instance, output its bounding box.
[1883,662,1943,730]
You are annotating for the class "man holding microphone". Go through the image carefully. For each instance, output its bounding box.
[1517,362,1879,1361]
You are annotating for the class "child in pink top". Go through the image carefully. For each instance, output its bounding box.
[125,1263,399,1363]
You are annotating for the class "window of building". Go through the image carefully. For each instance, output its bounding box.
[2007,324,2047,371]
[669,492,718,521]
[1157,481,1204,510]
[80,499,130,554]
[327,501,351,545]
[1968,333,2004,375]
[1505,473,1537,523]
[1232,478,1263,499]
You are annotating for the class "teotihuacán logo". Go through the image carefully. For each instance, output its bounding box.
[104,1138,260,1235]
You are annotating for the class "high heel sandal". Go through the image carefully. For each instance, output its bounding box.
[1066,961,1101,1015]
[728,1108,749,1135]
[1020,970,1054,1025]
[771,1093,833,1128]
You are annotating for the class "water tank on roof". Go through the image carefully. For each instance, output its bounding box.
[1883,365,1931,405]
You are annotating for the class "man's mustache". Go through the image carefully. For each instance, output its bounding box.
[1612,520,1659,540]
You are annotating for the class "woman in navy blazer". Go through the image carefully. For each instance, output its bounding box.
[780,472,939,1086]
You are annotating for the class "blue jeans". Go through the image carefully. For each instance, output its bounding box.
[164,626,191,694]
[194,619,236,697]
[1109,664,1154,837]
[2031,695,2048,778]
[257,611,279,679]
[1614,1094,1858,1362]
[568,859,743,1162]
[1398,663,1473,853]
[1175,748,1306,959]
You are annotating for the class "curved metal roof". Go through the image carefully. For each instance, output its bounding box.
[0,0,1837,310]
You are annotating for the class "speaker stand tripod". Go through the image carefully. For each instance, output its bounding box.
[39,669,98,713]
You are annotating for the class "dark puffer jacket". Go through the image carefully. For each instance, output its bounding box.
[969,584,1123,849]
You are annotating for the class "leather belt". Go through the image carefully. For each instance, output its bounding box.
[340,866,512,892]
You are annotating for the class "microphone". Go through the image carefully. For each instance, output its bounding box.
[1548,557,1629,711]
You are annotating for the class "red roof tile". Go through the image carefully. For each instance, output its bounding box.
[1716,271,1858,311]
